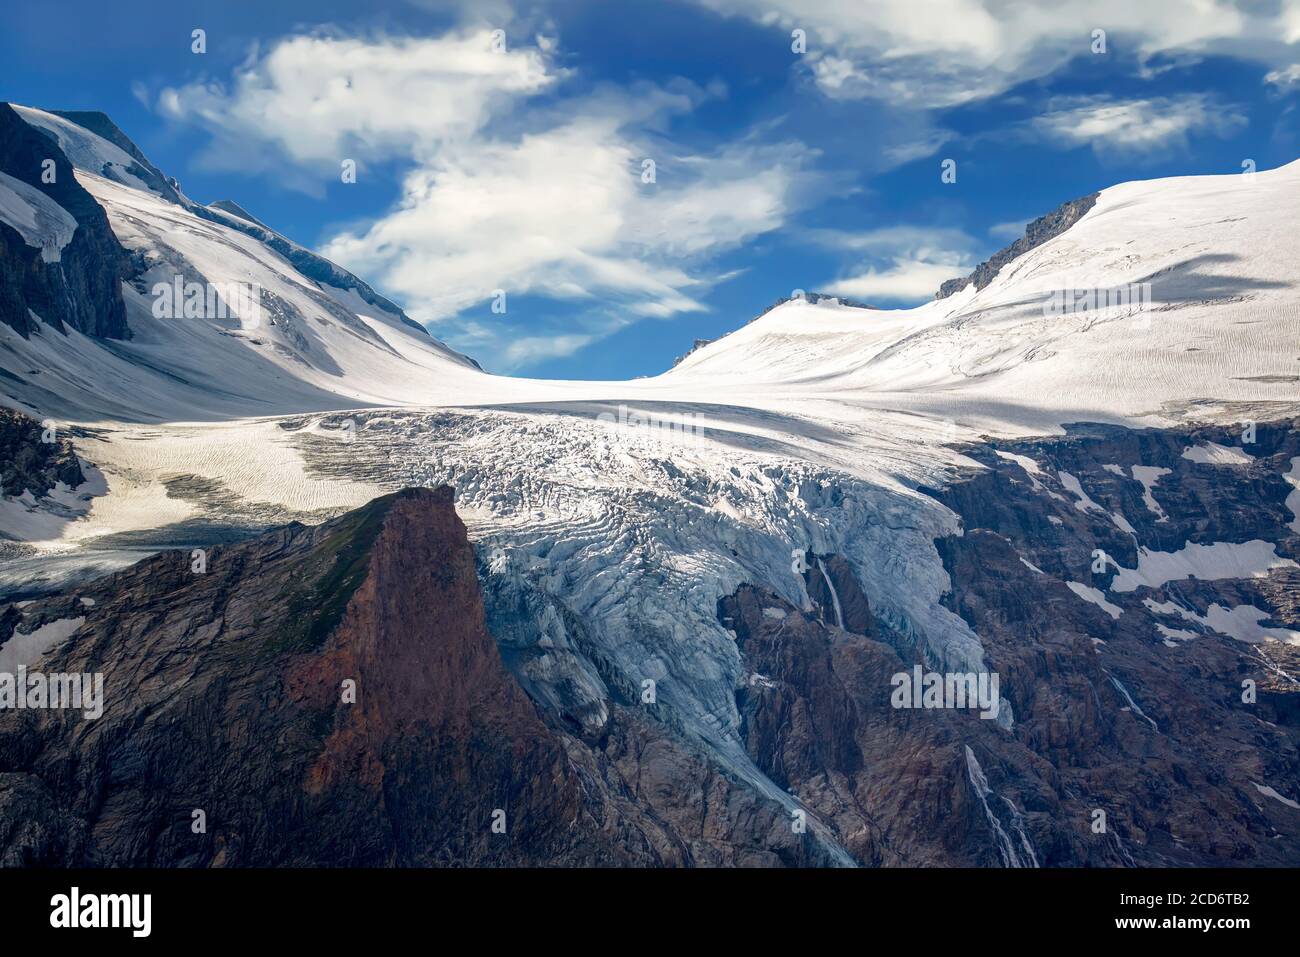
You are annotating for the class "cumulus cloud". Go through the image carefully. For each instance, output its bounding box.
[693,0,1300,107]
[1030,93,1248,158]
[321,110,815,326]
[159,30,556,170]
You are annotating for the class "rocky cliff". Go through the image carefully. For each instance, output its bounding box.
[716,418,1300,866]
[0,103,130,339]
[0,486,833,866]
[0,408,83,499]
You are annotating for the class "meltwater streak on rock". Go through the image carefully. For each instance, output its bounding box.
[1105,671,1159,732]
[963,746,1040,868]
[817,557,845,630]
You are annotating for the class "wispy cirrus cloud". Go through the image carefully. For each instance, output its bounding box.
[1029,93,1248,159]
[692,0,1300,107]
[810,225,977,304]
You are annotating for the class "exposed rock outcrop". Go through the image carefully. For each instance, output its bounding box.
[672,338,717,368]
[0,408,83,498]
[936,192,1099,299]
[0,103,130,339]
[0,486,833,866]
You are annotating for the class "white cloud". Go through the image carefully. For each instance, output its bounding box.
[501,332,598,367]
[159,30,556,169]
[814,225,975,303]
[988,220,1027,242]
[321,115,814,325]
[827,260,964,300]
[1265,64,1300,90]
[157,30,819,369]
[1287,0,1300,43]
[1030,94,1247,158]
[694,0,1300,107]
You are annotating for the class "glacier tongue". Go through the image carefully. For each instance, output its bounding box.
[300,405,994,734]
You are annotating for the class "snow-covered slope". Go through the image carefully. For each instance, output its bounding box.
[11,105,169,198]
[0,106,485,421]
[668,159,1300,431]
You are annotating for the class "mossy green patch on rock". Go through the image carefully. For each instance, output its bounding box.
[267,500,390,656]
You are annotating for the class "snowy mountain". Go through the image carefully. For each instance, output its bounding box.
[0,104,1298,867]
[0,104,481,422]
[668,159,1300,428]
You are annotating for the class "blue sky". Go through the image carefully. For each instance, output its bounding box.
[2,0,1298,378]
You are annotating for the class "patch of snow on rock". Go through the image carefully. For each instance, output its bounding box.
[1066,581,1122,620]
[1058,470,1104,514]
[1130,465,1171,521]
[0,616,85,673]
[1181,443,1254,466]
[0,171,77,262]
[1110,540,1296,593]
[1284,457,1300,534]
[1253,783,1300,810]
[1144,597,1300,646]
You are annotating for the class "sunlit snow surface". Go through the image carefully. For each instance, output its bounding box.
[1,111,1299,859]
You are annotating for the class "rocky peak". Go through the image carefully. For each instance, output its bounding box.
[0,485,839,866]
[0,486,582,864]
[0,103,130,339]
[936,192,1099,300]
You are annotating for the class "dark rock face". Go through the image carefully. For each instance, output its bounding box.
[936,192,1099,299]
[0,407,83,498]
[721,583,1065,866]
[928,419,1300,864]
[717,418,1300,867]
[0,487,832,866]
[0,103,130,339]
